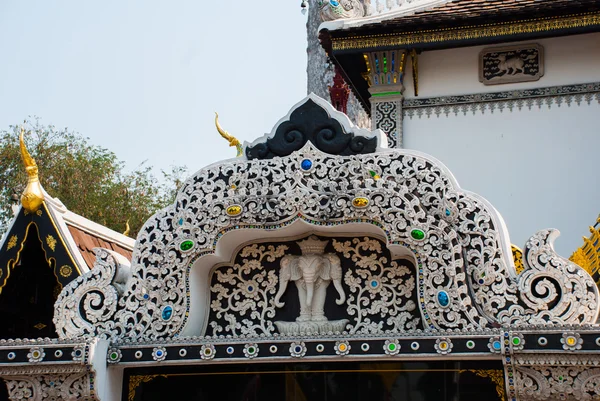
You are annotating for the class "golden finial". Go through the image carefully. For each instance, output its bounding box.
[19,126,45,213]
[215,112,243,157]
[123,219,131,237]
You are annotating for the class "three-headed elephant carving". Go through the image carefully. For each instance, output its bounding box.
[274,253,345,322]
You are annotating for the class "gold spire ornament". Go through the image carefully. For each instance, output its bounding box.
[215,112,243,157]
[19,126,45,213]
[570,215,600,280]
[123,220,131,237]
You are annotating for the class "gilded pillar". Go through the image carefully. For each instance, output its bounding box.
[363,50,407,148]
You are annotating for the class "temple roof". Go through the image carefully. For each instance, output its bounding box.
[0,191,134,292]
[44,193,134,270]
[322,0,600,35]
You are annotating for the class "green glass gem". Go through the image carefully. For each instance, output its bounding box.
[180,240,194,251]
[388,343,396,351]
[558,376,564,381]
[110,352,118,360]
[411,229,425,240]
[248,347,255,354]
[512,337,521,346]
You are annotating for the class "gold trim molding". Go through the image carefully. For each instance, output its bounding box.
[331,12,600,51]
[461,369,505,401]
[128,374,167,401]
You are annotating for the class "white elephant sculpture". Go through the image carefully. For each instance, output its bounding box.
[274,252,346,322]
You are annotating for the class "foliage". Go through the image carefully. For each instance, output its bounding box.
[0,118,187,238]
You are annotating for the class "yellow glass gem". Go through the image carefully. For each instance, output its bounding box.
[226,205,242,216]
[566,337,576,346]
[338,343,347,352]
[439,342,448,350]
[352,197,369,208]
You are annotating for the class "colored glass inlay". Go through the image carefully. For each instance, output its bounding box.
[180,240,194,251]
[383,53,387,73]
[162,306,173,321]
[301,159,313,171]
[410,229,425,240]
[352,197,369,208]
[226,205,242,216]
[437,291,449,307]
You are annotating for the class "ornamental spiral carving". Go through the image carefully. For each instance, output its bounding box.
[53,95,599,341]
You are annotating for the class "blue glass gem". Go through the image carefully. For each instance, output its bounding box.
[493,341,502,350]
[248,285,254,292]
[371,280,378,288]
[295,346,302,353]
[143,294,149,300]
[445,209,451,217]
[227,346,234,355]
[156,350,163,357]
[478,279,485,285]
[178,218,184,226]
[162,306,173,321]
[330,0,339,6]
[300,159,313,171]
[437,291,449,307]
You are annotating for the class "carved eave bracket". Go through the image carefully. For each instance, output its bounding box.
[0,338,108,401]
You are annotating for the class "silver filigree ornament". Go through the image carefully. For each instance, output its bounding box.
[511,333,525,351]
[333,238,419,334]
[209,244,286,337]
[107,348,122,363]
[200,344,216,360]
[561,332,583,351]
[488,337,502,354]
[52,95,599,343]
[243,343,259,359]
[27,347,45,363]
[290,342,307,358]
[334,341,351,356]
[152,347,167,362]
[384,339,401,356]
[435,338,453,355]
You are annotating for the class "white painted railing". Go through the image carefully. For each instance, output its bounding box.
[365,0,442,16]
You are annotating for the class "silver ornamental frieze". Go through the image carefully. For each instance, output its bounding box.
[52,95,599,342]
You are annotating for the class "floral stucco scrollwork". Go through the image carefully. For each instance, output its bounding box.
[209,243,286,337]
[333,237,419,333]
[52,95,599,341]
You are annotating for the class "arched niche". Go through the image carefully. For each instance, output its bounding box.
[182,219,418,337]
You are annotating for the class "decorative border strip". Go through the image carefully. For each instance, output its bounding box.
[331,12,600,51]
[403,82,600,118]
[0,342,91,366]
[109,334,499,365]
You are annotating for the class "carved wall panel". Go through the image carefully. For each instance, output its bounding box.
[479,44,544,85]
[207,235,420,338]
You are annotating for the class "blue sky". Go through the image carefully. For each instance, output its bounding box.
[0,1,308,174]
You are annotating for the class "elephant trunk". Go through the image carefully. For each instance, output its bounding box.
[333,279,346,305]
[305,281,315,309]
[274,279,289,308]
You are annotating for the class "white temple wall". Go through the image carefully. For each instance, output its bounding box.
[403,100,600,257]
[400,33,600,257]
[403,33,600,98]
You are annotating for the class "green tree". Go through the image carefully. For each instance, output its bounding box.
[0,118,187,238]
